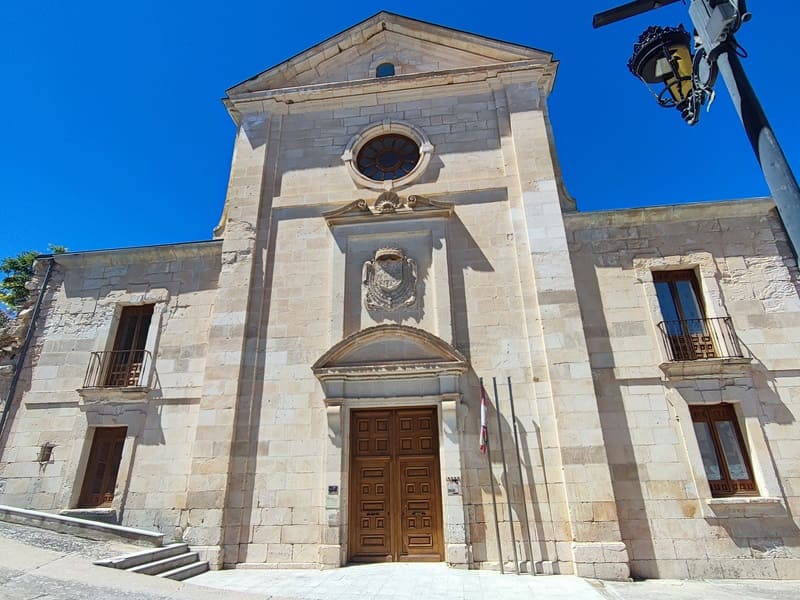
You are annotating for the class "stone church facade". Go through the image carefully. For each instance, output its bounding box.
[1,13,799,580]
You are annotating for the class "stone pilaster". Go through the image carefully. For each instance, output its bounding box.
[182,112,273,568]
[321,402,344,567]
[441,396,470,567]
[502,79,629,580]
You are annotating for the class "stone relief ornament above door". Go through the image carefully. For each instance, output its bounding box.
[362,247,418,311]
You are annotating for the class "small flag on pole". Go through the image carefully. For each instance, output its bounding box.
[480,383,488,453]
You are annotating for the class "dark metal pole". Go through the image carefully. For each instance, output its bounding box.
[714,44,800,257]
[0,258,55,447]
[481,378,504,574]
[493,376,519,574]
[593,0,681,28]
[507,377,536,575]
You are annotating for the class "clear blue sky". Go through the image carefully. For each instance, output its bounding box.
[2,2,798,260]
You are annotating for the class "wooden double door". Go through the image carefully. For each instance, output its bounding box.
[349,407,444,562]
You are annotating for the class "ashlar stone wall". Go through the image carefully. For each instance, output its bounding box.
[214,44,627,576]
[565,199,800,579]
[0,241,221,536]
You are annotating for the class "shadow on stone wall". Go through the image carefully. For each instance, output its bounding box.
[463,372,550,572]
[575,260,657,578]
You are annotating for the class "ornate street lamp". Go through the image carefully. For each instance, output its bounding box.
[627,24,704,125]
[594,1,800,260]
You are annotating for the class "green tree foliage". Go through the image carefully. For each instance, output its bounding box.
[0,245,66,311]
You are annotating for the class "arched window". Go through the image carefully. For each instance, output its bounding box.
[376,62,395,78]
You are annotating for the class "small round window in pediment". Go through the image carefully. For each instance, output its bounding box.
[356,134,420,182]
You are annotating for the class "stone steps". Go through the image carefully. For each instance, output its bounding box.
[158,560,211,581]
[0,504,208,580]
[0,504,163,547]
[95,542,209,581]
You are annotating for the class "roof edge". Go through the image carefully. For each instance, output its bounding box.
[227,11,555,96]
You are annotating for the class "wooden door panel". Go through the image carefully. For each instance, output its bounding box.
[79,427,126,508]
[397,409,436,455]
[399,457,441,561]
[351,459,392,560]
[353,410,392,457]
[349,407,443,563]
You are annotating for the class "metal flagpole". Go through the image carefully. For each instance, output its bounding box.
[507,377,536,575]
[481,378,504,574]
[493,376,519,574]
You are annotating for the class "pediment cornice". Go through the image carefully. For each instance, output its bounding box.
[224,59,556,121]
[227,12,554,97]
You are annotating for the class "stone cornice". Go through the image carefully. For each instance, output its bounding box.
[45,240,223,269]
[224,59,557,122]
[564,198,774,229]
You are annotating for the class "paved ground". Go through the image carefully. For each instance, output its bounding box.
[1,521,799,600]
[193,563,605,599]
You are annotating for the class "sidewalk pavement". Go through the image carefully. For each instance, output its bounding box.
[1,520,799,600]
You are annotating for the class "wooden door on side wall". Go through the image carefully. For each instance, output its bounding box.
[78,427,127,508]
[349,407,444,562]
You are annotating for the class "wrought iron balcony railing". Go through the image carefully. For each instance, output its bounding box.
[83,350,153,389]
[657,317,743,362]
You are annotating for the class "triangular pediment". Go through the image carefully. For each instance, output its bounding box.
[228,12,553,94]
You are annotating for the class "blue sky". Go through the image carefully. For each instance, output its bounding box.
[1,2,798,261]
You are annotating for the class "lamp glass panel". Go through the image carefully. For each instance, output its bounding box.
[664,44,694,103]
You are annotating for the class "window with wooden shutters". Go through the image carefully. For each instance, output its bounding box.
[653,270,715,360]
[690,404,757,497]
[105,305,153,387]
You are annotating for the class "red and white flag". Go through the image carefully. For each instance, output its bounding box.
[480,383,488,453]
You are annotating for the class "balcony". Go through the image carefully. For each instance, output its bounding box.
[79,350,154,402]
[657,317,750,378]
[657,317,742,361]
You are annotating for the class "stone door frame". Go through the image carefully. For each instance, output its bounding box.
[313,325,469,568]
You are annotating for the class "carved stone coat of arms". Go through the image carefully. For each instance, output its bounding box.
[362,247,418,311]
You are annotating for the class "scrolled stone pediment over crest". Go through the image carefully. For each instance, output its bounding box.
[323,192,453,227]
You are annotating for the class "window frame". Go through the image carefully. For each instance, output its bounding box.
[653,269,718,360]
[652,269,707,323]
[104,304,154,387]
[376,62,395,78]
[341,120,434,191]
[689,403,758,497]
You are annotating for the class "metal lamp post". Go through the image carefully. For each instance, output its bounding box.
[594,0,800,258]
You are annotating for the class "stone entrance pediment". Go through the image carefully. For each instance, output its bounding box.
[313,324,467,376]
[312,325,467,402]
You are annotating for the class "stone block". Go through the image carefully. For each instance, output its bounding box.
[594,561,630,581]
[267,543,293,563]
[722,558,778,579]
[774,558,800,579]
[574,562,596,578]
[281,525,319,544]
[687,559,725,579]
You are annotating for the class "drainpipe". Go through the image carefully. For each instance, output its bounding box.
[0,257,56,443]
